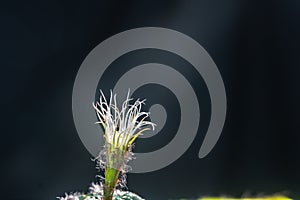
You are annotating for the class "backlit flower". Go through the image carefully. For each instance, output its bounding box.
[93,90,155,151]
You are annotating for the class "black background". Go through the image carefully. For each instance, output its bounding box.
[1,0,300,199]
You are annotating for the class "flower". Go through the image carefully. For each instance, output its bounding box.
[93,90,155,200]
[93,90,156,151]
[59,90,151,200]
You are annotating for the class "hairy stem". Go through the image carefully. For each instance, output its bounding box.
[103,167,120,200]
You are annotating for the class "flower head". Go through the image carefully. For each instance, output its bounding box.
[93,90,155,150]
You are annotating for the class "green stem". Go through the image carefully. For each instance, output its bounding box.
[103,167,120,200]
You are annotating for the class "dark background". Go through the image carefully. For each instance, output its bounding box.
[1,0,300,199]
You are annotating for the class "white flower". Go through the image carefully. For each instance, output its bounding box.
[93,90,156,150]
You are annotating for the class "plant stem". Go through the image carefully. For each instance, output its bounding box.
[103,167,120,200]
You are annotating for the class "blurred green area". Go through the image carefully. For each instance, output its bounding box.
[176,196,292,200]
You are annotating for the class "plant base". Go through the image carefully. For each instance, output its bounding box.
[58,183,144,200]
